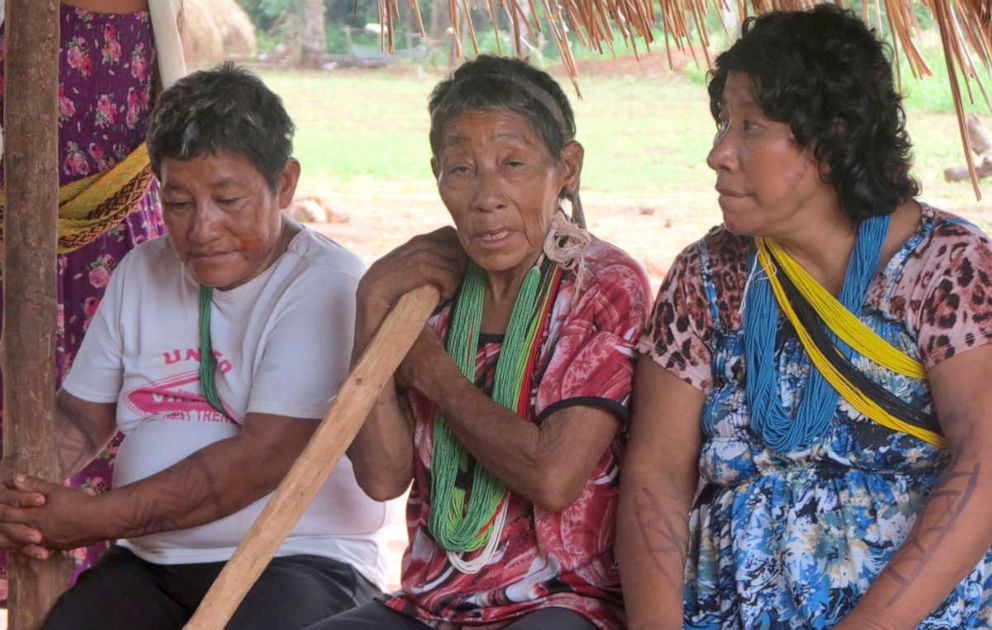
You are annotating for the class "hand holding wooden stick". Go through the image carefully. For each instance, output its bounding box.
[183,284,440,630]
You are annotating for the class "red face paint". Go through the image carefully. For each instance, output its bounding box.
[240,239,265,254]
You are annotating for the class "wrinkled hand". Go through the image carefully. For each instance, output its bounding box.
[395,326,452,393]
[0,474,100,552]
[355,226,466,354]
[0,470,52,560]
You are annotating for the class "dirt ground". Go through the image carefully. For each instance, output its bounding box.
[302,182,724,296]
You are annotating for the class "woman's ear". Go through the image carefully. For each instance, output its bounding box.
[431,156,440,180]
[806,144,832,183]
[812,119,845,182]
[816,158,832,182]
[277,158,302,208]
[560,141,584,195]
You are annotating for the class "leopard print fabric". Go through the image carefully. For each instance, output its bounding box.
[640,204,992,391]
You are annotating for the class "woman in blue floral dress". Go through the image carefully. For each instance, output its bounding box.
[618,6,992,629]
[0,0,177,597]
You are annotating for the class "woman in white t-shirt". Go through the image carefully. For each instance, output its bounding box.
[0,63,394,630]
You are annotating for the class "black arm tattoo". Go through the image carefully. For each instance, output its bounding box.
[634,485,689,591]
[881,460,981,606]
[113,450,227,539]
[56,411,103,479]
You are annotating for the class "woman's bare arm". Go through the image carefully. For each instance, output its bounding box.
[346,228,464,500]
[0,409,319,550]
[54,390,118,480]
[404,333,620,511]
[617,357,705,630]
[837,344,992,629]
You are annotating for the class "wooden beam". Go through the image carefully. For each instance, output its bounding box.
[944,116,992,182]
[184,284,440,630]
[967,115,992,156]
[3,1,73,628]
[944,155,992,182]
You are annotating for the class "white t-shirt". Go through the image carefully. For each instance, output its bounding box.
[63,227,396,589]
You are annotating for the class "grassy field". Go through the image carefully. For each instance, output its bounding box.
[261,68,718,195]
[261,65,990,207]
[256,63,991,282]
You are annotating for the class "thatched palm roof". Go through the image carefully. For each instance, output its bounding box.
[180,0,257,66]
[379,0,991,194]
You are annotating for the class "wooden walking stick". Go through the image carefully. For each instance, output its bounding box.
[184,284,439,630]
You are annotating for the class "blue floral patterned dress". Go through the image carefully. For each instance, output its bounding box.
[641,205,992,628]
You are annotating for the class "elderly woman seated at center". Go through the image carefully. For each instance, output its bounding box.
[306,56,651,630]
[619,6,992,629]
[0,64,395,630]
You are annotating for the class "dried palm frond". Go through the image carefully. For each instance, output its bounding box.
[923,0,992,196]
[378,0,992,195]
[179,0,257,66]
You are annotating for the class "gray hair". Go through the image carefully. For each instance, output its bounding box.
[146,62,294,190]
[428,55,576,161]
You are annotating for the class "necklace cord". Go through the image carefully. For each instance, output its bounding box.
[769,248,943,445]
[744,214,944,450]
[429,259,562,566]
[198,286,226,416]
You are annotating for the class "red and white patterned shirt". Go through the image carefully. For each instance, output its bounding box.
[384,236,651,629]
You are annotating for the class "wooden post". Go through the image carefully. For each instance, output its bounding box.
[3,1,72,628]
[944,116,992,182]
[184,285,440,630]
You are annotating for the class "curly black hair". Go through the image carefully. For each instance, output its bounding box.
[146,62,295,191]
[708,5,919,221]
[428,55,576,161]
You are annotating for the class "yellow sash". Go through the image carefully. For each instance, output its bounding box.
[755,238,945,447]
[0,142,153,254]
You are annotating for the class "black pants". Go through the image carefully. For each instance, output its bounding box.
[305,601,598,629]
[42,545,381,630]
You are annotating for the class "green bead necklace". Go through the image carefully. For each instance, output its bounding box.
[198,286,226,415]
[429,257,560,567]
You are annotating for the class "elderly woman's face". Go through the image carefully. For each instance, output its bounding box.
[159,151,299,290]
[432,109,581,276]
[707,72,833,238]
